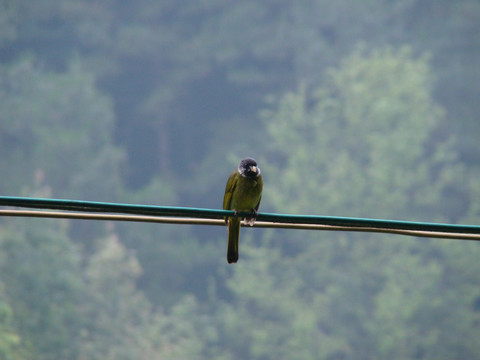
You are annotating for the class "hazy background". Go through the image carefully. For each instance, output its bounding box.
[1,1,480,359]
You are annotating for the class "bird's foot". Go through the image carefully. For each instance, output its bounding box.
[244,208,258,226]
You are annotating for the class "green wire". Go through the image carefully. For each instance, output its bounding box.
[0,196,479,235]
[0,196,225,218]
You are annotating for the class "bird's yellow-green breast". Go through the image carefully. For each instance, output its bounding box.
[224,170,263,212]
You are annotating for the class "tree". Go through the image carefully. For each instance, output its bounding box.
[219,46,480,359]
[79,232,222,360]
[264,46,463,222]
[0,283,25,360]
[0,57,123,201]
[0,218,85,360]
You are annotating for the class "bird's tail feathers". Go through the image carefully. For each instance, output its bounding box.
[227,217,241,264]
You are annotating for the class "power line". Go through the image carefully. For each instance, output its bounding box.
[0,196,479,241]
[1,209,479,241]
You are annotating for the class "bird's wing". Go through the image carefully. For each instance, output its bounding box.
[223,170,238,210]
[254,195,262,211]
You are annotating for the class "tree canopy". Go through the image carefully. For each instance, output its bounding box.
[0,1,479,359]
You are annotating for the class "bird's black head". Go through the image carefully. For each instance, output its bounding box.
[238,157,261,178]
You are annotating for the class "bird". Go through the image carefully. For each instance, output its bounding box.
[223,158,263,263]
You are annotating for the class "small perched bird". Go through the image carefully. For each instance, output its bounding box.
[223,158,263,263]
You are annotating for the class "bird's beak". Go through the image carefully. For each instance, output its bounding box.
[250,166,257,173]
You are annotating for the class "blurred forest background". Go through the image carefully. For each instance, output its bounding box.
[1,1,480,359]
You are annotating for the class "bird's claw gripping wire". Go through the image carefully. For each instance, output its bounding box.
[244,208,258,226]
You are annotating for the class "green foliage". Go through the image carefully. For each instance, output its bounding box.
[0,289,24,360]
[0,1,480,359]
[224,47,480,359]
[0,219,85,360]
[2,0,479,183]
[370,242,480,360]
[80,235,222,360]
[0,219,219,360]
[219,244,351,359]
[79,234,154,359]
[264,46,465,222]
[0,58,123,200]
[117,177,221,307]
